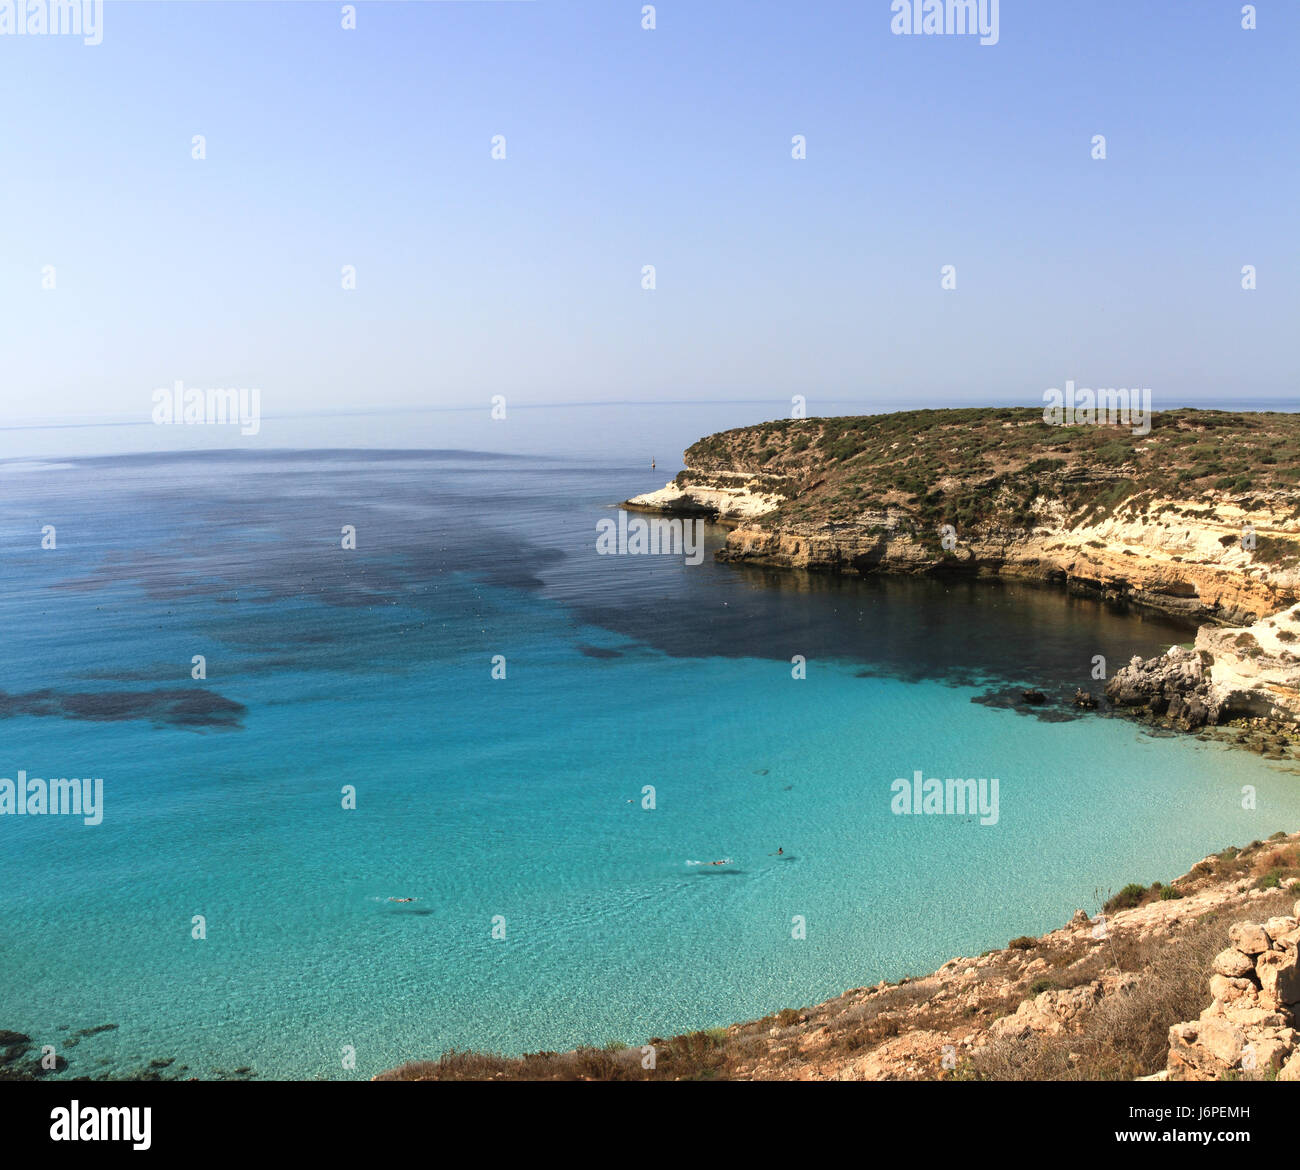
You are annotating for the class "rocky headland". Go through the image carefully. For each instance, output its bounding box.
[628,408,1300,740]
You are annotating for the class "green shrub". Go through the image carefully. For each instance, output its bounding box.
[1103,883,1148,914]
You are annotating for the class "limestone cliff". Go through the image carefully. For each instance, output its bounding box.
[1106,606,1300,727]
[629,407,1300,724]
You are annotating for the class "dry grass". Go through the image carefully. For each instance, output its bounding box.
[377,1030,729,1082]
[965,888,1296,1081]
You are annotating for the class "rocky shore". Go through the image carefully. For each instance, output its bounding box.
[378,833,1300,1081]
[1107,605,1300,731]
[628,409,1300,747]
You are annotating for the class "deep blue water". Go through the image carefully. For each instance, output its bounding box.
[1,449,1298,1080]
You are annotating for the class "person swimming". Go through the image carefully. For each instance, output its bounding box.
[388,897,416,903]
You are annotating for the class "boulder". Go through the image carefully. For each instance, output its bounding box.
[1209,975,1255,1002]
[1213,947,1255,978]
[989,984,1102,1040]
[1257,950,1300,1011]
[1104,646,1226,730]
[1221,1004,1288,1028]
[1262,916,1299,947]
[1168,1017,1246,1076]
[1179,697,1209,730]
[1229,922,1271,955]
[1245,1035,1293,1073]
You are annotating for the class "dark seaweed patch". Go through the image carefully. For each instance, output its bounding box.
[0,688,245,730]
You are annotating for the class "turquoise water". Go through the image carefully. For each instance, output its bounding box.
[2,450,1298,1080]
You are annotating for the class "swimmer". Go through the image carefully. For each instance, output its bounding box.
[388,897,416,903]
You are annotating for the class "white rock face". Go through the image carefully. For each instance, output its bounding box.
[626,473,788,522]
[1197,603,1300,722]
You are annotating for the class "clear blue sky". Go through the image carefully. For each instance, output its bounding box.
[1,0,1296,433]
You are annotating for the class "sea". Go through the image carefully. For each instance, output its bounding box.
[2,402,1298,1080]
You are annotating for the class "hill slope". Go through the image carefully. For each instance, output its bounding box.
[628,407,1300,627]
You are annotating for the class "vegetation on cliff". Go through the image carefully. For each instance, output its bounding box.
[682,408,1300,563]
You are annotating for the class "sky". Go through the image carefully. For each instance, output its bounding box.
[0,0,1296,454]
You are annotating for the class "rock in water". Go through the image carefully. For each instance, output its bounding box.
[1104,646,1217,728]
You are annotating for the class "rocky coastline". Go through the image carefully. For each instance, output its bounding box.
[627,409,1300,748]
[1106,605,1300,740]
[378,833,1300,1081]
